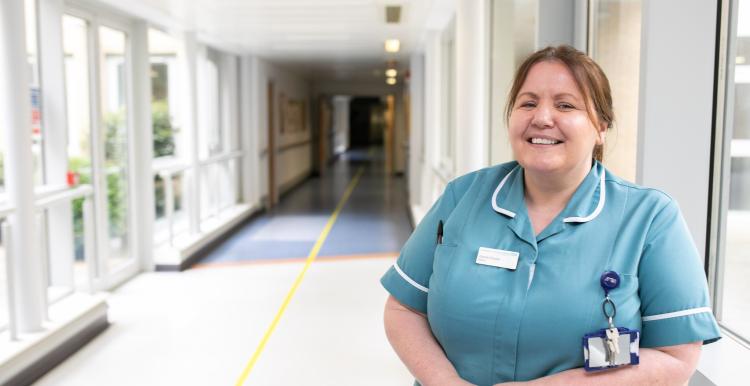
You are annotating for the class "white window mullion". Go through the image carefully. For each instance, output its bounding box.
[0,0,44,333]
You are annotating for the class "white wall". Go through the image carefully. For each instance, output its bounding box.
[637,0,718,257]
[249,58,313,199]
[331,95,351,155]
[408,53,425,208]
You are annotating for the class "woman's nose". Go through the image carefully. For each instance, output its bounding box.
[531,105,554,128]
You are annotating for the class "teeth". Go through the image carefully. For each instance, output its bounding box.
[531,138,560,145]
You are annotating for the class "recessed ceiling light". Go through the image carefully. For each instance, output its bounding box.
[386,77,397,85]
[385,39,400,53]
[385,68,397,77]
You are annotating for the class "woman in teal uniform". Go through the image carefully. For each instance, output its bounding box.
[381,45,721,386]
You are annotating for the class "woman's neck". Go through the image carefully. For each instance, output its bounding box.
[523,162,593,234]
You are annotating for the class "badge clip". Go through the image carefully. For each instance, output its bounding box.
[582,271,640,372]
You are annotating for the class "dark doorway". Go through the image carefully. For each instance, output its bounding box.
[349,97,384,149]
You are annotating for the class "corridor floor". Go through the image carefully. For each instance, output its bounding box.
[34,148,415,385]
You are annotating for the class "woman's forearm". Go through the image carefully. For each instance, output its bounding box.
[384,295,473,386]
[500,342,702,386]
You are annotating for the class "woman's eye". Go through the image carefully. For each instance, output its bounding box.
[557,103,575,110]
[519,101,536,109]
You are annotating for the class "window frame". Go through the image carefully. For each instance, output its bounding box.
[707,0,750,348]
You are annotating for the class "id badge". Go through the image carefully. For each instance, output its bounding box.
[583,327,640,371]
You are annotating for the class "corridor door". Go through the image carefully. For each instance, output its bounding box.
[63,9,137,290]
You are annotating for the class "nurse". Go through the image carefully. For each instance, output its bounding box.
[380,45,721,386]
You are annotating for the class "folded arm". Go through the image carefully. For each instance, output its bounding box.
[498,342,702,386]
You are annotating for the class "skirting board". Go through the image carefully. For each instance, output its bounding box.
[0,297,109,386]
[154,204,259,271]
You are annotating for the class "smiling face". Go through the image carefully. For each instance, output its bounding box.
[508,60,605,178]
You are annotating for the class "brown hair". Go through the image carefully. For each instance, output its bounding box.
[504,45,614,162]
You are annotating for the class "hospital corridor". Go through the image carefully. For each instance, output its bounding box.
[0,0,749,385]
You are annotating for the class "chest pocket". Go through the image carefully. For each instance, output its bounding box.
[430,243,457,291]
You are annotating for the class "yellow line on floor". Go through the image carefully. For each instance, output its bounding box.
[235,167,365,386]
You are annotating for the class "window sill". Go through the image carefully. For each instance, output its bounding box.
[695,328,750,385]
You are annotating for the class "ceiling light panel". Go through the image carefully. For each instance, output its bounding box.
[384,39,400,52]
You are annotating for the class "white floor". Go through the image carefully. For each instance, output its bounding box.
[33,257,413,386]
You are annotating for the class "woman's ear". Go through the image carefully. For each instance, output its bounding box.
[595,122,607,145]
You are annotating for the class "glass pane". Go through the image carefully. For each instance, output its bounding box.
[99,26,131,273]
[0,225,8,330]
[200,58,222,158]
[200,167,212,220]
[589,0,642,182]
[63,15,95,283]
[722,0,750,341]
[149,28,181,158]
[153,172,188,246]
[26,0,44,186]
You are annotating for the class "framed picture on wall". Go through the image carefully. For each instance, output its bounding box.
[285,100,305,133]
[279,92,287,134]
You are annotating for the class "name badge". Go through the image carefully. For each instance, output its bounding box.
[475,247,519,270]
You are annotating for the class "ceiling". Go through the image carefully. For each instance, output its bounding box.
[101,0,446,82]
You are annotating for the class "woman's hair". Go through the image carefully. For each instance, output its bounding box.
[504,45,614,162]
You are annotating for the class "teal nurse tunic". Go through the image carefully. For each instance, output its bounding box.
[381,161,721,386]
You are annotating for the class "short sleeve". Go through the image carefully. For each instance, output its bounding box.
[380,182,458,313]
[638,199,721,348]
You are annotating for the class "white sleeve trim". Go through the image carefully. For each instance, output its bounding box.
[642,307,713,322]
[393,263,429,293]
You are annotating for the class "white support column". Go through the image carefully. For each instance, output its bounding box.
[39,0,75,288]
[0,0,44,332]
[408,53,425,207]
[240,56,259,206]
[455,0,490,175]
[180,32,201,235]
[131,21,154,271]
[636,0,718,258]
[222,54,240,205]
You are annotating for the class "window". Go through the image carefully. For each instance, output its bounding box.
[26,0,45,187]
[99,25,132,274]
[148,28,181,159]
[200,51,223,159]
[588,0,642,182]
[63,13,137,287]
[714,0,750,343]
[63,14,95,289]
[149,28,188,246]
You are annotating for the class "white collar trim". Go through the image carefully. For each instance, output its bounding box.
[491,166,519,218]
[563,168,606,223]
[491,165,606,223]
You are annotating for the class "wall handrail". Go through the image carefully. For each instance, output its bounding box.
[198,151,243,168]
